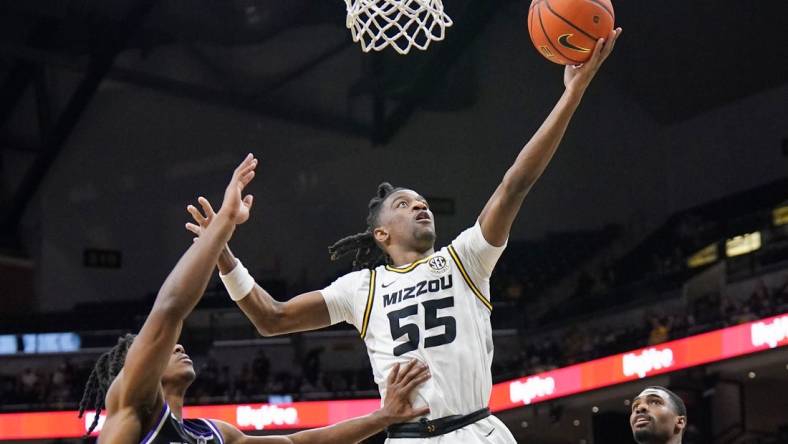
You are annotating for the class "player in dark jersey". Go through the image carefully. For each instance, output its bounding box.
[78,155,430,443]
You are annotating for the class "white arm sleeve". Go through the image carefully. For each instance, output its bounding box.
[451,220,507,281]
[319,270,370,329]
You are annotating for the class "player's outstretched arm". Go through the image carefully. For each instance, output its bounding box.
[234,286,331,336]
[110,155,257,413]
[477,28,622,246]
[186,198,332,336]
[214,361,431,444]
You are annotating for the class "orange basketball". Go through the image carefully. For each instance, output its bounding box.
[527,0,614,65]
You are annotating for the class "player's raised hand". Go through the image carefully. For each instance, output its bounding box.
[380,360,431,424]
[219,154,257,225]
[185,196,217,241]
[563,27,622,92]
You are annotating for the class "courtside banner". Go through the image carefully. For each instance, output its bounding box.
[0,399,381,440]
[1,313,785,440]
[489,312,788,410]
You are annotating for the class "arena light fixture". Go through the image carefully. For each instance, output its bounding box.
[725,231,762,257]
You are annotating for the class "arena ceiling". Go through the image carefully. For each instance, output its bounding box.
[0,0,786,252]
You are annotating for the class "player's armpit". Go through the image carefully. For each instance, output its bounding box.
[236,287,332,336]
[93,403,147,443]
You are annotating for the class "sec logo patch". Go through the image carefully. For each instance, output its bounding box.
[428,255,449,274]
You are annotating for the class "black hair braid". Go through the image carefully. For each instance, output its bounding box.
[78,334,136,436]
[328,182,402,270]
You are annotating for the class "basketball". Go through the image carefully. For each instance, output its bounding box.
[527,0,615,65]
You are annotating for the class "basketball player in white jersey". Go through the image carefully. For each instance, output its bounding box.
[186,29,621,442]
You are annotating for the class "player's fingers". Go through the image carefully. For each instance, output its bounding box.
[596,36,607,55]
[230,156,254,184]
[239,171,255,188]
[601,28,621,60]
[388,363,401,384]
[402,361,428,379]
[243,194,254,209]
[586,37,605,67]
[404,367,431,387]
[236,157,258,179]
[401,371,430,394]
[412,407,430,417]
[608,27,622,50]
[185,223,201,235]
[606,27,616,43]
[197,196,216,218]
[187,205,206,225]
[612,27,622,42]
[234,153,254,175]
[397,360,418,383]
[402,361,428,382]
[602,29,616,52]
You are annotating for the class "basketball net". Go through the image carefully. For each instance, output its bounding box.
[344,0,453,55]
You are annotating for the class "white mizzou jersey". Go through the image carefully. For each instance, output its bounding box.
[321,222,506,419]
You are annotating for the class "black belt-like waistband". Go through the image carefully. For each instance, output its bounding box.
[386,407,491,439]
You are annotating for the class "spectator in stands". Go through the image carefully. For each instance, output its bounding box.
[579,329,595,358]
[692,293,720,328]
[232,362,259,401]
[630,386,687,444]
[1,374,16,404]
[48,362,71,403]
[648,316,672,345]
[299,373,318,394]
[749,279,772,318]
[303,347,323,389]
[563,327,585,363]
[775,276,788,309]
[733,303,758,324]
[719,294,739,327]
[18,368,40,403]
[201,356,220,396]
[503,279,524,303]
[252,349,270,391]
[216,365,232,398]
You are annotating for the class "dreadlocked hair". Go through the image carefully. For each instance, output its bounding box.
[78,333,136,436]
[328,182,403,270]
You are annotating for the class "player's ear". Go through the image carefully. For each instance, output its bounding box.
[373,226,389,244]
[674,415,686,434]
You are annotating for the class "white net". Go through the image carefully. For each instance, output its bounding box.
[344,0,453,55]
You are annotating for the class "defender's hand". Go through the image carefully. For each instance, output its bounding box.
[379,360,431,425]
[185,196,217,241]
[220,154,256,225]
